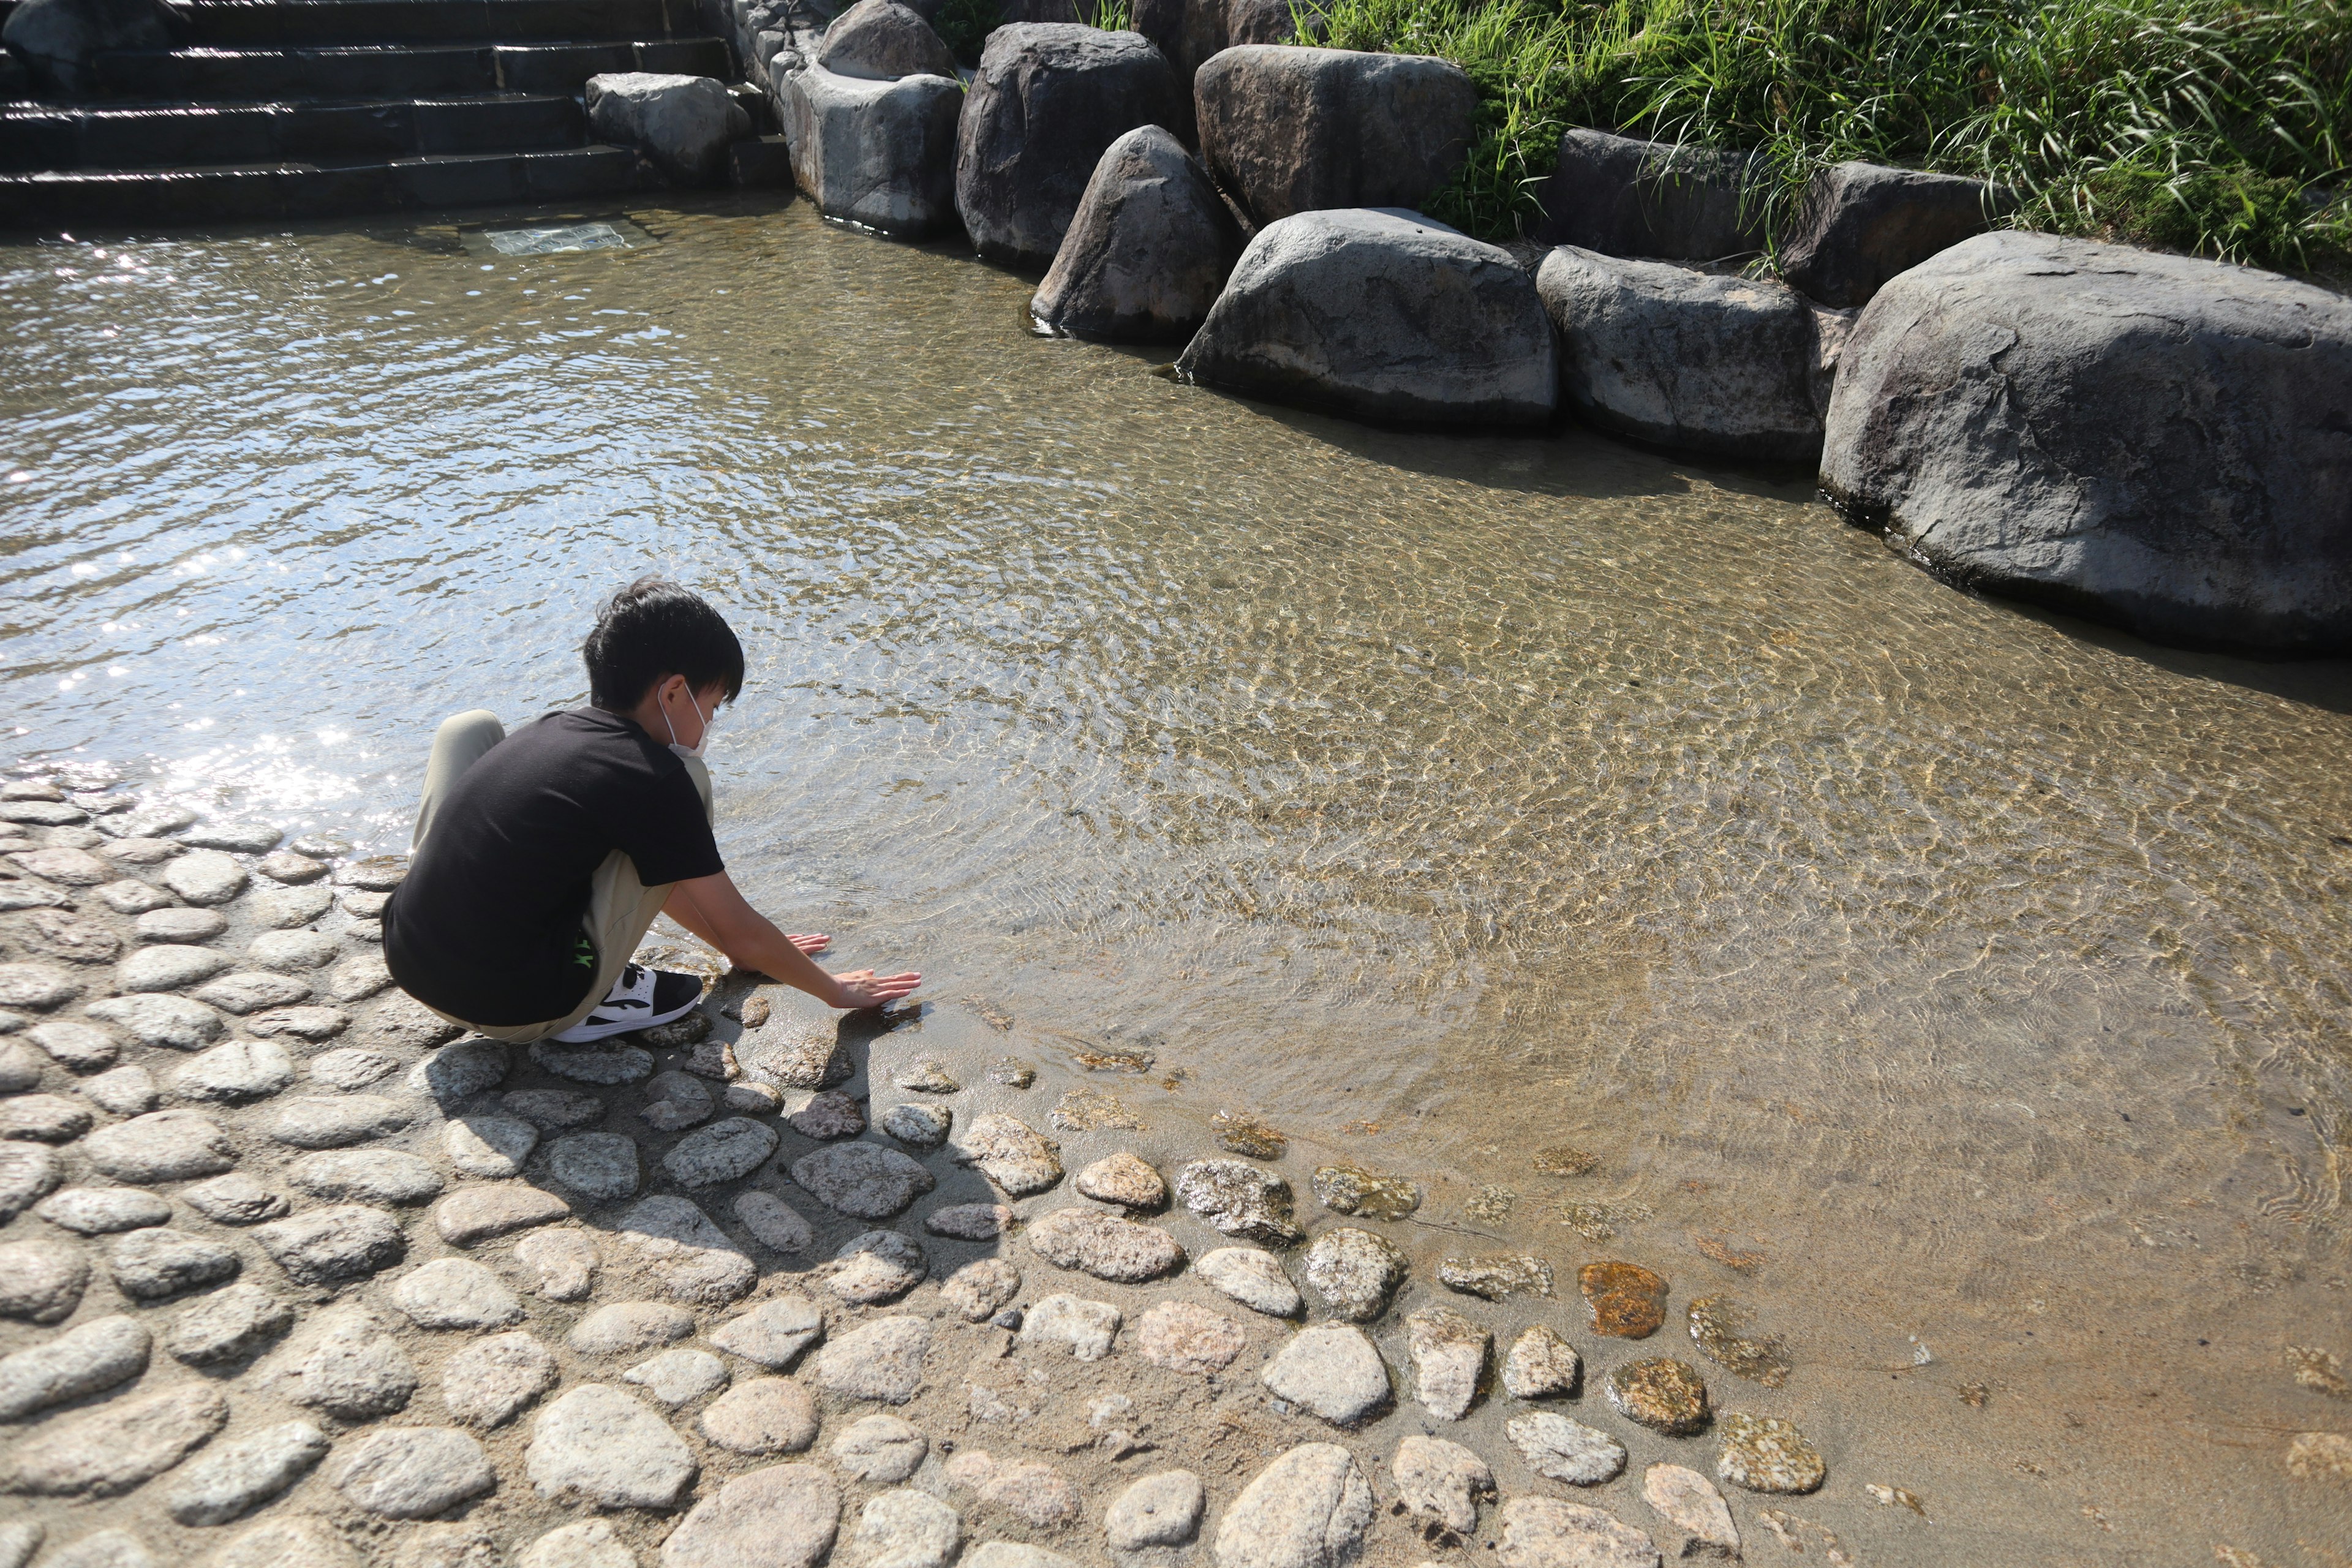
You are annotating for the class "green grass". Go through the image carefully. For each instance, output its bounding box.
[1317,0,2352,276]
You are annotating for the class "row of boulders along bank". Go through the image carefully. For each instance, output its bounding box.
[729,0,2351,656]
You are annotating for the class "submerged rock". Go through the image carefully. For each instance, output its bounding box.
[1821,230,2352,654]
[1579,1260,1667,1338]
[1194,44,1474,227]
[1310,1163,1420,1219]
[1032,125,1240,342]
[1606,1357,1710,1435]
[1686,1294,1790,1387]
[1714,1413,1824,1493]
[954,23,1185,269]
[1438,1253,1553,1301]
[1177,208,1557,429]
[1177,1159,1299,1245]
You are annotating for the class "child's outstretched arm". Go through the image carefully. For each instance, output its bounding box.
[662,872,921,1011]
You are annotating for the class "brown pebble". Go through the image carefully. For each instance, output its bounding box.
[1580,1261,1668,1338]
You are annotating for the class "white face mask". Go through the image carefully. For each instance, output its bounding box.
[662,688,718,760]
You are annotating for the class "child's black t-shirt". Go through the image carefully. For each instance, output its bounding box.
[382,707,725,1027]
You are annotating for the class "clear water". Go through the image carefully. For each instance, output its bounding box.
[6,197,2350,1564]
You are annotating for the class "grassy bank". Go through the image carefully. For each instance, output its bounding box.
[1318,0,2351,276]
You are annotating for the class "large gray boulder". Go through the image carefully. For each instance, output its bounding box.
[1194,45,1474,228]
[778,61,962,237]
[1779,159,2002,307]
[1537,246,1827,462]
[956,23,1185,270]
[1176,206,1556,428]
[1821,230,2352,654]
[1226,0,1326,45]
[816,0,957,79]
[1529,128,1760,261]
[2,0,180,96]
[586,72,750,186]
[1032,124,1242,341]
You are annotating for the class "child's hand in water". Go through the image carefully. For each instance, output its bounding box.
[828,968,922,1010]
[788,933,831,956]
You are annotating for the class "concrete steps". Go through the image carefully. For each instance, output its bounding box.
[0,0,775,227]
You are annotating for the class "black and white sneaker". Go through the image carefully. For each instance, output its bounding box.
[549,963,704,1044]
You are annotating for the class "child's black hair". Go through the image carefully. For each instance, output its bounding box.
[583,576,746,710]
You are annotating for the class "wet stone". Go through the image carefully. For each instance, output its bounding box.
[165,1283,293,1365]
[922,1201,1013,1240]
[437,1183,570,1245]
[1686,1295,1790,1387]
[1215,1442,1375,1568]
[570,1300,695,1355]
[809,1315,930,1403]
[1303,1227,1406,1321]
[254,1203,407,1284]
[550,1131,643,1202]
[86,993,224,1049]
[0,1313,150,1421]
[940,1257,1022,1322]
[1177,1160,1300,1246]
[183,823,281,854]
[164,851,249,906]
[529,1384,699,1509]
[289,1148,444,1204]
[791,1140,936,1219]
[407,1040,509,1104]
[1077,1151,1166,1209]
[881,1101,951,1148]
[529,1041,653,1085]
[36,1186,171,1234]
[0,1091,91,1142]
[182,1172,288,1225]
[2288,1430,2352,1479]
[1607,1357,1710,1435]
[1407,1307,1489,1420]
[1213,1111,1286,1159]
[640,1071,714,1132]
[1439,1253,1554,1300]
[735,1189,815,1252]
[1197,1246,1302,1316]
[832,1414,927,1482]
[710,1293,824,1368]
[244,887,333,930]
[271,1093,415,1148]
[1495,1497,1656,1568]
[254,851,324,884]
[0,1384,228,1496]
[505,1087,606,1128]
[393,1257,526,1329]
[0,1236,89,1322]
[700,1376,820,1455]
[1503,1325,1582,1399]
[79,1065,157,1115]
[986,1057,1033,1088]
[1640,1463,1738,1559]
[334,856,409,892]
[106,803,198,840]
[1022,1292,1122,1361]
[1027,1205,1185,1281]
[852,1486,961,1568]
[514,1227,600,1301]
[442,1112,538,1177]
[666,1116,779,1187]
[788,1090,865,1140]
[726,1081,783,1114]
[829,1229,928,1304]
[164,1420,330,1526]
[323,953,390,1002]
[330,1426,494,1518]
[247,930,338,971]
[341,891,391,919]
[1393,1434,1493,1536]
[97,880,175,916]
[243,1005,349,1041]
[516,1522,633,1568]
[443,1330,559,1427]
[173,1039,295,1103]
[1310,1163,1422,1220]
[1580,1262,1669,1338]
[1261,1324,1390,1425]
[1714,1413,1824,1493]
[625,1346,731,1405]
[0,1144,60,1223]
[312,1053,399,1090]
[108,1227,241,1299]
[613,1194,756,1303]
[1136,1299,1247,1373]
[1508,1411,1628,1486]
[962,1112,1064,1195]
[895,1058,959,1093]
[662,1463,840,1568]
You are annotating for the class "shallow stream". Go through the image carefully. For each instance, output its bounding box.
[5,196,2350,1565]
